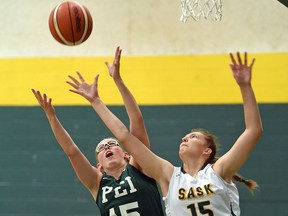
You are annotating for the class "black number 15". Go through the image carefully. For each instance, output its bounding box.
[187,201,214,215]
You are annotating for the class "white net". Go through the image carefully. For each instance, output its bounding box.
[180,0,222,22]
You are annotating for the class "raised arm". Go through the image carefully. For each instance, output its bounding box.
[66,74,174,195]
[105,46,150,149]
[31,89,101,200]
[214,52,263,181]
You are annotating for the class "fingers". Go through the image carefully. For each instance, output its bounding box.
[114,46,122,63]
[67,71,85,87]
[104,61,110,69]
[229,53,237,65]
[94,74,99,83]
[94,74,99,84]
[67,72,86,91]
[115,46,122,57]
[244,52,247,66]
[31,89,51,106]
[237,52,242,65]
[43,93,47,103]
[32,89,42,102]
[230,52,254,67]
[69,89,81,95]
[67,74,80,86]
[76,71,85,83]
[250,58,256,69]
[66,80,78,90]
[229,52,243,66]
[31,89,37,98]
[48,97,52,105]
[117,47,122,61]
[115,46,120,57]
[43,93,52,106]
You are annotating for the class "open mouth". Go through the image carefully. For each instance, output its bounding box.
[105,151,114,158]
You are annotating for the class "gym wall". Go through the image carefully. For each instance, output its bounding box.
[0,1,287,215]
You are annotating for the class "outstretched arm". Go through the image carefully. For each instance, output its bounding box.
[214,52,263,181]
[66,74,174,195]
[105,46,150,149]
[31,89,101,199]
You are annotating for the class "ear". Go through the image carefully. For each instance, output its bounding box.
[124,152,130,163]
[97,163,103,171]
[203,148,212,156]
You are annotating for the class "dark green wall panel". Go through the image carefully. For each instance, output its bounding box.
[0,104,287,216]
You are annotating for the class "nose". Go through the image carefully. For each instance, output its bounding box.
[104,144,111,150]
[182,137,187,142]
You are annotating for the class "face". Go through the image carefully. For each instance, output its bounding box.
[179,132,211,158]
[96,138,128,170]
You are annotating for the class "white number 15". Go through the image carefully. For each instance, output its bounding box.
[109,201,140,216]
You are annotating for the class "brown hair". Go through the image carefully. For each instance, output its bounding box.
[192,128,259,193]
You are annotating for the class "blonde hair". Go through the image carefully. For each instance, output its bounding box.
[192,128,259,193]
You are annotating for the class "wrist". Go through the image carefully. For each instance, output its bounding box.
[113,77,123,83]
[46,112,57,121]
[239,83,252,89]
[89,96,101,104]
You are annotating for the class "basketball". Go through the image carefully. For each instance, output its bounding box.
[48,1,93,46]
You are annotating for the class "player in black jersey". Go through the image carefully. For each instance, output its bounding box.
[32,47,165,216]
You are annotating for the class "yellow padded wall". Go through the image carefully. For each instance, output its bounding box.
[1,53,287,105]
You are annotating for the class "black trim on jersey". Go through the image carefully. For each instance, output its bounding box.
[181,166,186,174]
[181,164,207,174]
[230,203,236,216]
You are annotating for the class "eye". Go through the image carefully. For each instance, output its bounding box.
[96,144,105,153]
[107,141,116,145]
[107,141,119,147]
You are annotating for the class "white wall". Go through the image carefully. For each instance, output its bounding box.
[0,0,288,57]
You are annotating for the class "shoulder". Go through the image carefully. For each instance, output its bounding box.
[127,163,156,181]
[169,166,183,179]
[205,164,234,185]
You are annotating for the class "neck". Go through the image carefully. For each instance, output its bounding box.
[182,158,207,177]
[104,162,127,179]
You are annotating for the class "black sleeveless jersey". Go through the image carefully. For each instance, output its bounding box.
[96,163,164,216]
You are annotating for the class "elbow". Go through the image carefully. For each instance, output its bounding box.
[130,114,144,124]
[251,125,263,140]
[245,123,263,141]
[257,126,264,138]
[256,121,264,137]
[66,145,80,158]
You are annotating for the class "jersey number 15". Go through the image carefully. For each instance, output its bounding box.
[109,201,140,216]
[188,201,214,215]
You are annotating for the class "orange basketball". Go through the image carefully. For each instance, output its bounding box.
[48,1,93,46]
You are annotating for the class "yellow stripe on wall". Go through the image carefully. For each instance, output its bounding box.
[0,53,287,105]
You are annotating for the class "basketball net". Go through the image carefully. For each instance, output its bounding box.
[180,0,222,22]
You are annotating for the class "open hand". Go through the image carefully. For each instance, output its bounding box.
[229,52,255,86]
[32,89,55,116]
[105,46,122,80]
[66,72,100,103]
